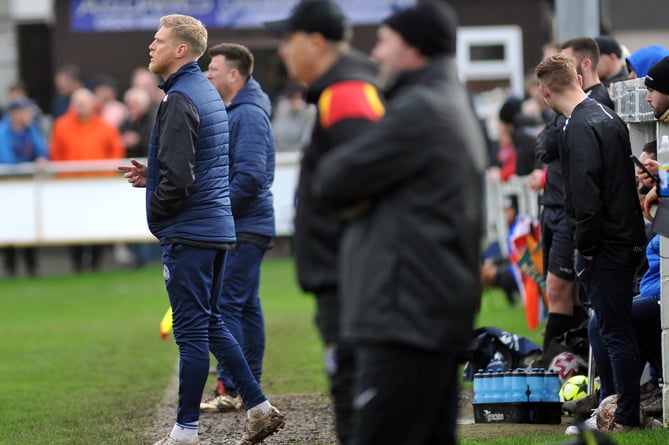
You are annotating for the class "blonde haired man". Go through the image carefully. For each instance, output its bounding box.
[119,14,284,445]
[537,54,645,433]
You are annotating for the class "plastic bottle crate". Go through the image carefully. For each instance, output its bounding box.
[472,401,562,424]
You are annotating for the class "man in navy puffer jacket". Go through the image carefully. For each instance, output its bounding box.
[119,14,284,445]
[199,42,276,413]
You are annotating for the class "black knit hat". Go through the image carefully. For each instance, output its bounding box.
[383,0,458,56]
[264,0,351,42]
[645,56,669,95]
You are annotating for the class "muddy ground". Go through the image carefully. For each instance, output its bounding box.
[145,378,572,445]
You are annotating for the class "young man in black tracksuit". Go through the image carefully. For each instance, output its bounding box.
[535,37,615,364]
[537,54,646,433]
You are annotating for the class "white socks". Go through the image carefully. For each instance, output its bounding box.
[171,422,199,443]
[248,400,271,418]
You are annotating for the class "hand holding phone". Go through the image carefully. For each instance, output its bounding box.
[630,154,659,185]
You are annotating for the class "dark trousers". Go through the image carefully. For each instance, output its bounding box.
[352,344,459,445]
[162,243,265,425]
[217,242,266,395]
[70,245,103,272]
[315,289,355,445]
[577,249,642,426]
[589,293,662,400]
[3,246,37,276]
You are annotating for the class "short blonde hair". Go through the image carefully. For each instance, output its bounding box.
[535,54,578,93]
[160,14,208,59]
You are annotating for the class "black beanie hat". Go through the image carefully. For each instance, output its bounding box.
[383,0,458,56]
[645,56,669,95]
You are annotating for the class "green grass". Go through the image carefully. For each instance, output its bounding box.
[0,259,666,445]
[460,428,669,445]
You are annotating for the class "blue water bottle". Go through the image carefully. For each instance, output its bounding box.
[501,370,513,403]
[510,368,528,402]
[527,368,545,402]
[489,371,504,403]
[473,369,484,403]
[543,369,562,402]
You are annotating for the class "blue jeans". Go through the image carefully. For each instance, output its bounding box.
[216,242,266,395]
[162,243,265,424]
[577,249,642,426]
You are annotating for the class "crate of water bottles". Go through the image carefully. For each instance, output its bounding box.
[472,368,562,424]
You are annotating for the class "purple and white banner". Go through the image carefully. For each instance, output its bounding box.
[70,0,416,32]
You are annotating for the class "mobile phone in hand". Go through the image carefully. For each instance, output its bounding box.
[630,154,659,185]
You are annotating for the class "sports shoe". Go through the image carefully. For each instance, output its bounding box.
[237,405,286,445]
[200,394,243,412]
[563,391,599,416]
[605,422,640,433]
[152,435,200,445]
[565,410,598,435]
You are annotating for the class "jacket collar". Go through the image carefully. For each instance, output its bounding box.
[384,54,456,98]
[159,62,201,92]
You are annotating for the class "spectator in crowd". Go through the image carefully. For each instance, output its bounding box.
[537,53,646,433]
[561,37,614,108]
[481,196,520,305]
[4,81,45,137]
[50,87,125,272]
[313,2,486,444]
[595,35,629,86]
[119,14,284,445]
[131,66,165,107]
[120,87,154,158]
[271,80,316,152]
[51,64,83,119]
[265,0,385,442]
[626,45,669,79]
[92,74,128,128]
[542,42,560,59]
[497,95,543,177]
[199,43,276,414]
[119,86,159,267]
[645,56,669,122]
[0,98,48,277]
[640,57,669,221]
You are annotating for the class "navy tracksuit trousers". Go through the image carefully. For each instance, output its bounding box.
[162,243,266,424]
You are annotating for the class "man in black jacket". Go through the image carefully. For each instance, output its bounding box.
[536,54,645,433]
[314,2,486,443]
[265,1,385,443]
[532,37,614,364]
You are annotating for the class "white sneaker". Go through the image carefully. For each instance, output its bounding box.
[565,410,598,435]
[153,435,200,445]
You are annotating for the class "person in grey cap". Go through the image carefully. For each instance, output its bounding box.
[312,1,486,443]
[265,1,385,443]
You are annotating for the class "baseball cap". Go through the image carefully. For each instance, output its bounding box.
[264,0,351,42]
[7,98,33,112]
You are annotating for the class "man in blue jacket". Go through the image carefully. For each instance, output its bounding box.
[200,43,275,413]
[119,14,284,445]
